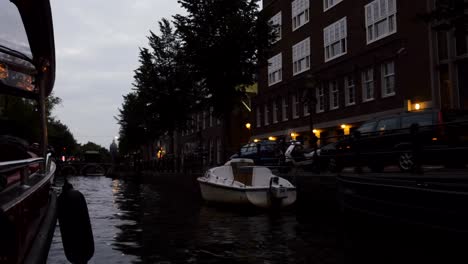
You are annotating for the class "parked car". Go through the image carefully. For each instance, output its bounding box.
[230,141,283,166]
[322,110,468,172]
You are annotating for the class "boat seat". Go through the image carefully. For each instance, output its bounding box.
[231,163,253,186]
[0,135,30,162]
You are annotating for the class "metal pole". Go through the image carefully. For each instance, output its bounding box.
[38,72,49,173]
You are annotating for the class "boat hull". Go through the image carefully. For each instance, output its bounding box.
[198,180,296,208]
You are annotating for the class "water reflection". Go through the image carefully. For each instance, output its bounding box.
[48,175,468,264]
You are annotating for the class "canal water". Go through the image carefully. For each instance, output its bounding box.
[47,175,340,264]
[47,175,468,264]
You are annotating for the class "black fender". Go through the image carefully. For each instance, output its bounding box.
[57,182,94,263]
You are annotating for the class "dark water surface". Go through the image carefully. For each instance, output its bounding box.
[47,175,468,264]
[47,176,339,264]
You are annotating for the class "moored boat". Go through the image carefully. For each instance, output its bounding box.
[198,159,297,208]
[0,0,58,262]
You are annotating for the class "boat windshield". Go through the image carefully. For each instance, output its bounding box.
[0,1,33,58]
[0,0,36,93]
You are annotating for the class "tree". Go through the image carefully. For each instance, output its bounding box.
[174,0,273,158]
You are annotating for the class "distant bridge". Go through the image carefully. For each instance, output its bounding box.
[59,162,113,176]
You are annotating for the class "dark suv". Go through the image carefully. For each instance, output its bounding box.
[230,141,282,166]
[325,110,468,172]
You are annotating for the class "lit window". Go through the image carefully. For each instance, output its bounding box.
[365,0,397,44]
[292,94,300,119]
[324,0,343,11]
[292,37,311,75]
[362,68,374,102]
[329,80,339,110]
[292,0,310,31]
[273,101,278,123]
[282,97,289,121]
[256,107,261,128]
[316,86,325,113]
[269,12,282,43]
[264,104,270,125]
[345,76,356,106]
[268,53,282,86]
[381,61,395,97]
[324,17,347,62]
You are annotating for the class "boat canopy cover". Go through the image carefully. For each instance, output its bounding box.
[0,0,55,99]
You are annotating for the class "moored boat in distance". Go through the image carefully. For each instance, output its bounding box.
[198,159,297,208]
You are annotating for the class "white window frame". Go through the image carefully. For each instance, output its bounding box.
[324,0,343,12]
[273,101,278,124]
[292,37,311,76]
[256,106,261,128]
[264,104,270,126]
[316,86,325,113]
[365,0,397,44]
[268,53,282,86]
[292,94,300,119]
[362,68,375,102]
[345,76,356,106]
[282,97,289,121]
[292,0,310,31]
[303,90,310,116]
[269,12,282,43]
[329,80,339,110]
[324,17,347,62]
[381,61,396,97]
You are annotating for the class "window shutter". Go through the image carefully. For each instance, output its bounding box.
[366,5,373,26]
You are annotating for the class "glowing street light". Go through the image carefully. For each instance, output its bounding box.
[245,123,251,130]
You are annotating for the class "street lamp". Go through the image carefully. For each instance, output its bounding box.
[245,123,251,130]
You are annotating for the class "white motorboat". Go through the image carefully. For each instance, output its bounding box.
[197,159,297,208]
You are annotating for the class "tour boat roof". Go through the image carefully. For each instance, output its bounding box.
[0,0,55,99]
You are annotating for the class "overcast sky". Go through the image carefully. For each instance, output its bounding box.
[50,0,183,149]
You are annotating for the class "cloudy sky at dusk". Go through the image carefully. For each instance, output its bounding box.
[50,0,183,148]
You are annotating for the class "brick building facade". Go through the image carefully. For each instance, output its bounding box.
[252,0,466,145]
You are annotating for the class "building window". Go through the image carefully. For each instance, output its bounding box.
[256,106,261,128]
[381,61,395,97]
[317,86,325,113]
[324,0,343,11]
[303,90,310,116]
[292,37,311,75]
[208,139,213,164]
[202,111,206,130]
[365,0,397,44]
[329,80,339,110]
[345,76,356,106]
[216,137,221,164]
[456,33,468,56]
[191,114,195,133]
[324,17,347,62]
[268,53,282,86]
[270,12,282,42]
[292,0,310,31]
[292,94,300,119]
[264,104,270,126]
[282,97,289,121]
[273,101,278,124]
[209,107,213,127]
[362,68,374,102]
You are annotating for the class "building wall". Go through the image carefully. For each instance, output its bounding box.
[254,0,434,142]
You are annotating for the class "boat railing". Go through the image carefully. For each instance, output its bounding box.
[0,155,53,187]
